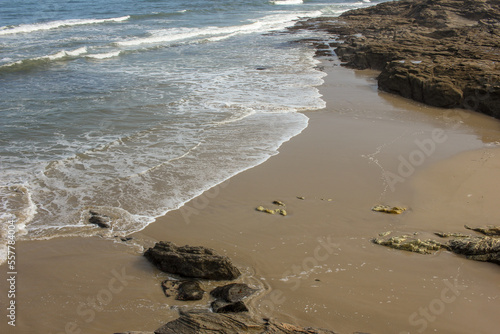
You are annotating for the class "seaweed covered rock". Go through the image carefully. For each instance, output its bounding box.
[371,205,407,214]
[373,225,500,265]
[372,235,443,254]
[144,241,241,280]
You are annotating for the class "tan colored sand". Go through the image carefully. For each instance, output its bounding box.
[1,61,499,334]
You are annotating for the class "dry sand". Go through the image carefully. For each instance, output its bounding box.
[1,61,499,334]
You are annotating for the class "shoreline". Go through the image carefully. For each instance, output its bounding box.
[2,59,500,333]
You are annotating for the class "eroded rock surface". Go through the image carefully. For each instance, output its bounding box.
[154,310,338,334]
[446,236,500,264]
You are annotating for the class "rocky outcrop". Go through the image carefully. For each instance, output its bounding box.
[372,226,500,265]
[119,243,343,334]
[153,310,338,334]
[293,0,500,118]
[144,241,241,280]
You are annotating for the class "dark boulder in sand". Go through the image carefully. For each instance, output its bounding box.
[88,210,111,228]
[154,310,338,334]
[144,241,241,280]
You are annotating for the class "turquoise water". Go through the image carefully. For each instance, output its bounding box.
[0,0,381,262]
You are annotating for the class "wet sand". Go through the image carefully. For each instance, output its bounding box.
[2,61,499,334]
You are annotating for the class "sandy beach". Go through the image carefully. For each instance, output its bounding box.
[2,60,499,334]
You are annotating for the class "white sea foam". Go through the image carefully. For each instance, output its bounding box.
[86,51,122,59]
[0,185,36,265]
[0,16,130,35]
[0,46,88,70]
[117,11,322,47]
[272,0,304,5]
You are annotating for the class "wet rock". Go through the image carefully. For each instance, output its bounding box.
[161,280,206,301]
[372,235,443,254]
[88,210,111,228]
[446,236,500,265]
[211,300,249,313]
[371,205,407,214]
[177,281,205,301]
[121,237,133,242]
[210,283,257,303]
[154,310,338,334]
[464,225,500,236]
[144,241,240,280]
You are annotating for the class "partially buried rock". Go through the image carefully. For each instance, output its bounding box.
[256,206,287,216]
[210,283,257,303]
[144,241,241,280]
[372,205,407,214]
[464,225,500,236]
[88,210,111,228]
[273,200,285,206]
[434,232,470,238]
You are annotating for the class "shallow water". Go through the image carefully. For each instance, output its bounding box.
[0,0,384,263]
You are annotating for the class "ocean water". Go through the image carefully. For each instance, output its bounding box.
[0,0,380,263]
